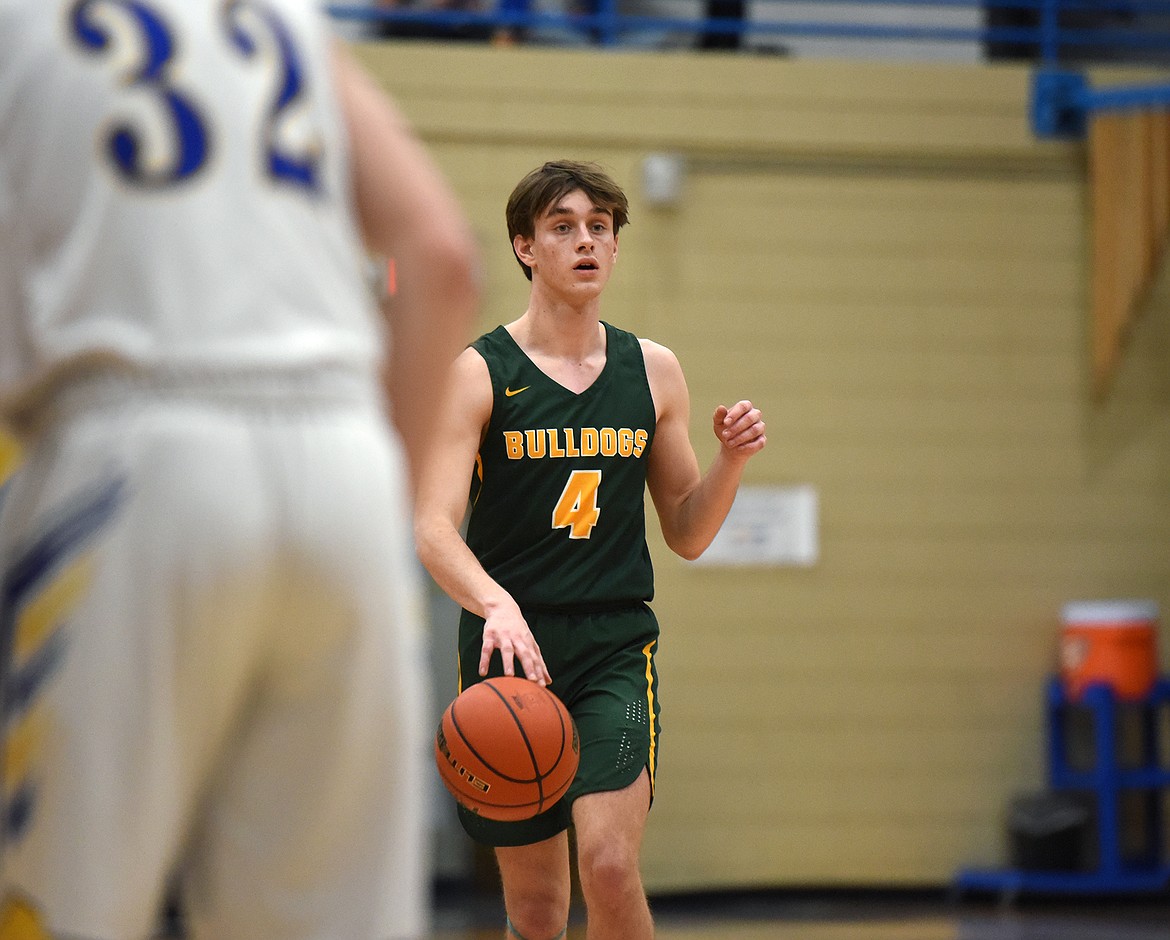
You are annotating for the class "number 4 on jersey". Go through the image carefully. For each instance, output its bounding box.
[552,470,601,539]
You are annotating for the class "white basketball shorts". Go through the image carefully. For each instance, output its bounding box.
[0,370,430,940]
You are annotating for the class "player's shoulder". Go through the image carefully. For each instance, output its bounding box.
[636,336,687,412]
[443,346,494,431]
[453,343,491,384]
[637,336,682,372]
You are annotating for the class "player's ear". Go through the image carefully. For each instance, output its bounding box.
[513,233,535,267]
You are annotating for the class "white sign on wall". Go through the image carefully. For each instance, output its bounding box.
[689,484,819,568]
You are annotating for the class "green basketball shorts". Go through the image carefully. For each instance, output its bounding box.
[454,602,662,847]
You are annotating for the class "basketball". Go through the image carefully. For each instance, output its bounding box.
[434,676,580,821]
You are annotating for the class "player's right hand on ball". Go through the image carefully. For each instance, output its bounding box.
[480,598,552,687]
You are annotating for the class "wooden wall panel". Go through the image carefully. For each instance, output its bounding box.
[354,43,1170,890]
[1088,108,1170,398]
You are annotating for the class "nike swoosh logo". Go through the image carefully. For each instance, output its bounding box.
[505,385,530,397]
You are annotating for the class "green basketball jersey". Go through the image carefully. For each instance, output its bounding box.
[466,322,656,609]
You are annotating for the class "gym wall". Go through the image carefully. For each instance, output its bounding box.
[355,42,1170,890]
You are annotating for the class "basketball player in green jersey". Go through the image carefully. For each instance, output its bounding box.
[415,160,766,940]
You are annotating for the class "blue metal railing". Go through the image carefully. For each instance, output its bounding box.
[328,1,1170,138]
[328,0,1170,59]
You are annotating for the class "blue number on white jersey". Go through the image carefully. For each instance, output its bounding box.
[223,1,322,193]
[68,0,322,194]
[69,0,211,187]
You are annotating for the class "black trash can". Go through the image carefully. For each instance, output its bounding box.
[1007,792,1091,872]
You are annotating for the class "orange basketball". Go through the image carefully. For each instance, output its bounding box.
[434,676,579,821]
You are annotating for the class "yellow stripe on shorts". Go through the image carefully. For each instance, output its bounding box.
[0,430,21,487]
[3,710,48,796]
[642,638,657,791]
[0,894,51,939]
[14,556,93,660]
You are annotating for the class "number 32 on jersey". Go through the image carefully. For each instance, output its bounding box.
[69,0,321,192]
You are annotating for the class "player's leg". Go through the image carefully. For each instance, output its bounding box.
[0,459,169,939]
[180,412,430,940]
[0,404,271,939]
[181,610,428,940]
[553,607,658,940]
[455,608,580,940]
[571,769,654,940]
[495,833,572,940]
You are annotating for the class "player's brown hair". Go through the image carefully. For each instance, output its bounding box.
[505,160,630,281]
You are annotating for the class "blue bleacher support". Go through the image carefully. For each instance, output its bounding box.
[955,676,1170,898]
[1031,69,1088,137]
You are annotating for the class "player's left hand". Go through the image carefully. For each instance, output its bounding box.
[714,400,766,459]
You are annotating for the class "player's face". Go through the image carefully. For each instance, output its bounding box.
[516,188,618,299]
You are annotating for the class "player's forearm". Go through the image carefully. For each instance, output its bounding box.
[662,449,749,561]
[383,253,478,490]
[414,518,516,619]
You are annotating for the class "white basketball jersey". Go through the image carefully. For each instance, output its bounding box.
[0,0,379,420]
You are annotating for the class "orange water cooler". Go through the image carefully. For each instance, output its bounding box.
[1059,599,1160,701]
[957,599,1170,896]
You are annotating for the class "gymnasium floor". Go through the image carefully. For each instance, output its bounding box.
[431,886,1170,939]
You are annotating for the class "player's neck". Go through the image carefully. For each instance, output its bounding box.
[513,300,605,364]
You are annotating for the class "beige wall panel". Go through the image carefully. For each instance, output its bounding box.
[355,44,1056,156]
[356,43,1170,890]
[642,150,1169,887]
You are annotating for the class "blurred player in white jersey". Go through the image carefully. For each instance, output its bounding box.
[0,2,479,938]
